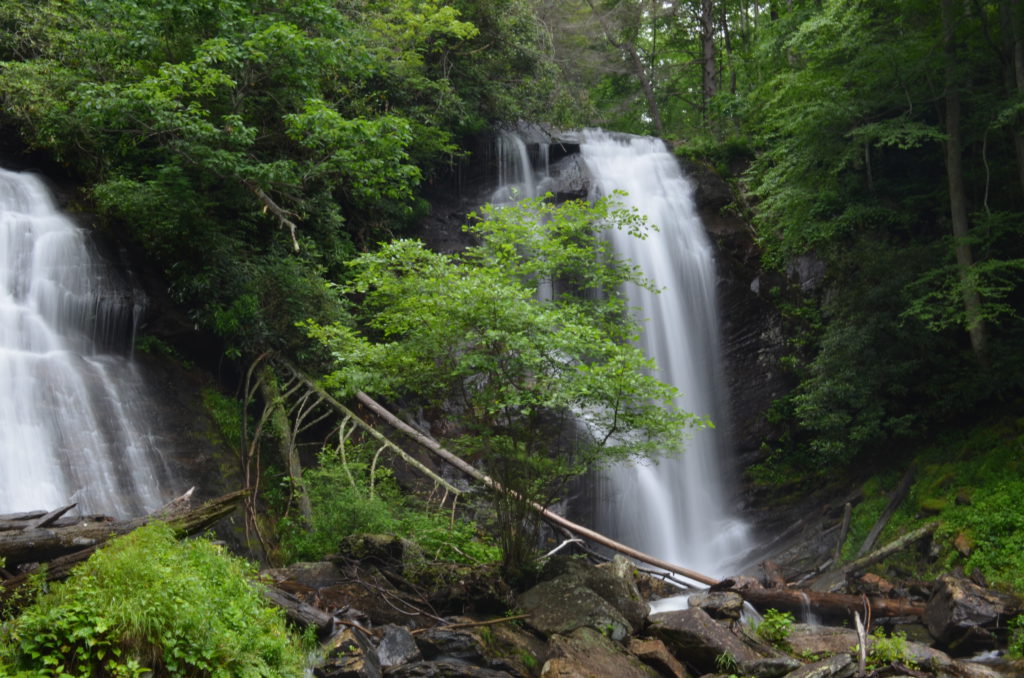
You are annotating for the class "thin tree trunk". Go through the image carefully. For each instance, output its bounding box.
[258,366,314,524]
[585,0,666,137]
[1001,0,1024,194]
[701,0,719,120]
[943,0,987,357]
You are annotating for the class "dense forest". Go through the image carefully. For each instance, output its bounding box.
[1,0,1023,675]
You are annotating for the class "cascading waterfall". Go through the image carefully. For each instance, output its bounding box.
[579,129,751,578]
[0,168,176,518]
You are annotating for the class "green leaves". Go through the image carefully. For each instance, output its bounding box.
[0,524,306,677]
[307,194,695,571]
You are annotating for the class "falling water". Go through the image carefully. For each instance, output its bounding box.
[0,168,176,517]
[580,130,751,579]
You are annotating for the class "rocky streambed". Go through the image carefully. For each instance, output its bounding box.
[265,535,1023,678]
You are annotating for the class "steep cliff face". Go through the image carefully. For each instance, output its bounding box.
[679,160,793,471]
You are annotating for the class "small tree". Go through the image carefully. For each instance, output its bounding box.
[307,194,701,575]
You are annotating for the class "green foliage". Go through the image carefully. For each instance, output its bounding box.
[714,651,739,674]
[861,628,916,670]
[1009,615,1024,659]
[202,388,245,453]
[279,441,500,566]
[754,608,794,650]
[0,0,560,358]
[835,414,1024,594]
[306,194,695,574]
[0,523,306,677]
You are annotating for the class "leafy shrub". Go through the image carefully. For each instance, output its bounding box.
[862,628,916,670]
[754,608,794,649]
[1009,615,1024,659]
[0,523,306,677]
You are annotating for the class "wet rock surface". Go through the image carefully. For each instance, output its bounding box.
[272,547,1022,678]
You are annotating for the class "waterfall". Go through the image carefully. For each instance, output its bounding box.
[579,129,751,578]
[0,168,176,517]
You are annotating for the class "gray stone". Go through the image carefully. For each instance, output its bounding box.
[738,657,803,678]
[387,659,513,677]
[377,624,421,668]
[628,637,689,678]
[415,627,487,663]
[788,624,858,656]
[518,574,632,642]
[316,627,382,678]
[925,575,1022,651]
[541,627,659,678]
[649,607,762,674]
[544,556,648,632]
[687,591,745,621]
[785,654,855,678]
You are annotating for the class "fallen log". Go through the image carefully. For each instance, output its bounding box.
[355,390,721,587]
[857,465,916,557]
[730,585,926,621]
[813,521,940,593]
[262,585,335,637]
[0,489,247,568]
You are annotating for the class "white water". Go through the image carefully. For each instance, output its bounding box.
[0,168,175,517]
[579,130,751,579]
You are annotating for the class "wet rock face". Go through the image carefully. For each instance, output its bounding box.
[678,158,792,466]
[924,575,1023,653]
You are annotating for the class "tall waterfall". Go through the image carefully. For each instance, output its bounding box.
[580,130,751,578]
[0,168,176,517]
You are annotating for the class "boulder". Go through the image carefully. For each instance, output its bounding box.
[541,627,660,678]
[738,657,804,678]
[518,575,632,642]
[627,637,689,678]
[787,624,858,656]
[649,608,763,674]
[924,575,1022,652]
[377,625,421,668]
[785,654,855,678]
[387,659,514,677]
[544,556,648,631]
[415,627,487,663]
[688,591,746,621]
[316,627,382,678]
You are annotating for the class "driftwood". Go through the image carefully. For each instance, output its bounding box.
[730,585,926,621]
[355,390,721,586]
[0,489,247,568]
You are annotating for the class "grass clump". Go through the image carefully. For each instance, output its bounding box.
[0,522,306,677]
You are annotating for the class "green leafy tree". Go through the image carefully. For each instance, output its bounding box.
[306,195,699,575]
[0,0,558,357]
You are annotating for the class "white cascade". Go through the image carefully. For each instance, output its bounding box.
[580,129,751,578]
[0,168,175,517]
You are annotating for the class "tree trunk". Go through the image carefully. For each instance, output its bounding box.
[258,365,314,525]
[701,0,718,121]
[1001,0,1024,195]
[585,0,666,138]
[943,0,987,358]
